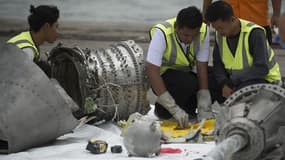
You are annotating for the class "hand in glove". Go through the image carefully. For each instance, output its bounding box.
[197,89,213,121]
[157,91,189,128]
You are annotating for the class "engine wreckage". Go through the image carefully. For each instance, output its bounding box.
[198,83,285,160]
[0,40,150,153]
[0,44,78,153]
[49,40,150,122]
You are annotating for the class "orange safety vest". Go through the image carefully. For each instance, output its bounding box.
[226,0,270,26]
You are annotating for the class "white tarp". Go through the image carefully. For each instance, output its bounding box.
[0,107,215,160]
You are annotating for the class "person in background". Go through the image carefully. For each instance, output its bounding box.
[203,0,281,44]
[7,5,60,77]
[146,6,212,128]
[205,1,282,101]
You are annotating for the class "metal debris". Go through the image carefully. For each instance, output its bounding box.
[0,44,78,153]
[199,84,285,160]
[49,40,150,123]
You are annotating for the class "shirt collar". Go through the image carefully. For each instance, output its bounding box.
[175,32,189,47]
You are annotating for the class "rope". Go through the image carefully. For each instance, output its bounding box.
[94,75,122,121]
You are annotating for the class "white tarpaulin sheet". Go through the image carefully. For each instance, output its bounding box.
[0,107,215,160]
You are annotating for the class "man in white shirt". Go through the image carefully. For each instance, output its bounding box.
[146,6,212,128]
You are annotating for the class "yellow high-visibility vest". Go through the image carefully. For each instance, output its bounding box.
[7,31,40,61]
[216,19,281,83]
[149,18,207,73]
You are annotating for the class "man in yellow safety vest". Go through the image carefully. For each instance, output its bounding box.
[7,5,60,77]
[205,1,281,100]
[146,6,213,128]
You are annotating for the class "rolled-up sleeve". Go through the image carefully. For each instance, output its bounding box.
[196,27,210,62]
[146,28,166,67]
[22,47,35,61]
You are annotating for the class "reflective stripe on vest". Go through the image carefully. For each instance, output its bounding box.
[216,19,281,83]
[149,18,206,73]
[159,20,177,66]
[7,31,40,61]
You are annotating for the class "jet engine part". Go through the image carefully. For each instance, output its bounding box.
[200,84,285,160]
[123,119,162,157]
[0,44,78,153]
[49,40,150,122]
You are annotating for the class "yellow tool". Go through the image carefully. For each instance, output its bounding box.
[86,139,108,154]
[160,119,215,139]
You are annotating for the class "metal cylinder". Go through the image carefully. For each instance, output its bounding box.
[205,134,247,160]
[49,40,150,122]
[210,84,285,160]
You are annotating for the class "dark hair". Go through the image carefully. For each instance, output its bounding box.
[205,1,233,22]
[176,6,202,29]
[28,5,59,32]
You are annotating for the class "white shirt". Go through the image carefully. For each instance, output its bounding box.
[146,27,210,67]
[22,47,35,61]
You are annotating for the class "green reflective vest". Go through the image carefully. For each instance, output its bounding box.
[149,18,207,73]
[216,19,281,83]
[7,31,40,61]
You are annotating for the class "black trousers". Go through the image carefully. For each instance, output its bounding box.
[154,68,269,119]
[207,67,269,104]
[154,69,198,119]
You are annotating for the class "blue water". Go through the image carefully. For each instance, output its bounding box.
[0,0,284,24]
